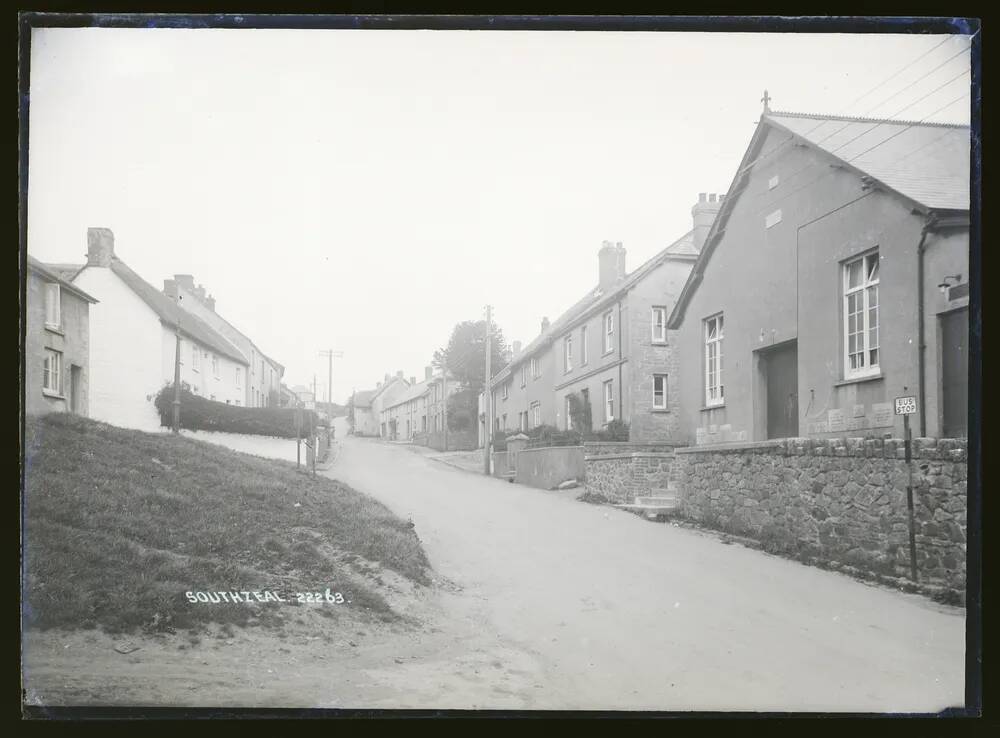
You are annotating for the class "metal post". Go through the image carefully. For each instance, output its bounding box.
[295,405,302,470]
[172,323,182,434]
[483,305,492,475]
[442,371,448,452]
[904,414,919,582]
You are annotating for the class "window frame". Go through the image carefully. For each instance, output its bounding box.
[563,335,573,373]
[565,395,573,430]
[520,364,527,388]
[842,249,881,380]
[704,314,725,407]
[191,342,200,372]
[603,311,614,354]
[653,373,668,410]
[236,366,242,388]
[580,325,589,366]
[502,381,509,400]
[44,282,62,330]
[651,306,668,344]
[603,379,614,422]
[530,356,539,379]
[43,348,63,395]
[530,401,541,428]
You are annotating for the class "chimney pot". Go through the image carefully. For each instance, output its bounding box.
[541,316,551,333]
[425,366,433,380]
[206,295,216,311]
[174,274,195,290]
[598,240,627,291]
[699,192,707,202]
[86,227,115,267]
[410,376,416,386]
[691,192,724,252]
[397,370,404,379]
[709,193,717,202]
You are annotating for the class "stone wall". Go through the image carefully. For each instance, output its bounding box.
[674,437,967,587]
[584,452,676,504]
[491,451,512,479]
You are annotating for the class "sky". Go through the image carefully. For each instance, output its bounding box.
[26,27,973,404]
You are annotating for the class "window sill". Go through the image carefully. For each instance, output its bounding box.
[650,408,671,414]
[42,389,66,399]
[650,341,668,347]
[44,324,64,336]
[835,372,883,387]
[701,403,725,412]
[601,350,615,357]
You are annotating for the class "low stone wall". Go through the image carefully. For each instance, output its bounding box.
[674,437,967,587]
[514,445,586,490]
[584,452,676,504]
[427,429,478,452]
[584,441,680,457]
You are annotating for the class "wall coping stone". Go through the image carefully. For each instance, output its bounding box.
[586,452,675,461]
[517,444,585,455]
[675,436,967,460]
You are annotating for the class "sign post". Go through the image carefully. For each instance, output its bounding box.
[295,406,303,471]
[895,396,919,582]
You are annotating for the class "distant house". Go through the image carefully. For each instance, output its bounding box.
[25,256,98,417]
[369,372,411,438]
[349,388,378,436]
[163,275,284,408]
[485,196,716,444]
[668,104,970,444]
[71,228,250,431]
[290,385,315,410]
[279,383,298,407]
[381,374,431,442]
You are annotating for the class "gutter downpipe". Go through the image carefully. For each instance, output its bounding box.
[916,214,937,439]
[617,299,624,429]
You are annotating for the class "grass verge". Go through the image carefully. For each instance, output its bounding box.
[23,413,430,634]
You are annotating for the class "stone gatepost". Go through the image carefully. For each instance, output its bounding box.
[505,433,529,478]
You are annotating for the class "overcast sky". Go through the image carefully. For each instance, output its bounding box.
[26,28,972,403]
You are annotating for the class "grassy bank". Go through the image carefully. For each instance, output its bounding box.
[22,413,430,634]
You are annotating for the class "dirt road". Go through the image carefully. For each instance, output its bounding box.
[323,421,965,712]
[23,423,965,711]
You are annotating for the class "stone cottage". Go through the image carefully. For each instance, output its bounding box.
[24,256,98,417]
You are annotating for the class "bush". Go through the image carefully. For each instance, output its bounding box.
[589,419,630,442]
[527,424,583,448]
[154,385,318,438]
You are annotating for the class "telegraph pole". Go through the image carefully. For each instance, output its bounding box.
[483,304,492,475]
[318,349,343,414]
[172,321,182,434]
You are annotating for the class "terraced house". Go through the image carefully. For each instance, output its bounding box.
[668,103,971,444]
[163,274,284,408]
[71,228,251,431]
[487,194,719,443]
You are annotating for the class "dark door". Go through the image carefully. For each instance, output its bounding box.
[941,308,968,437]
[765,342,798,439]
[70,365,81,414]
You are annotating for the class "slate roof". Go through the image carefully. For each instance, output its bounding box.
[41,262,87,284]
[26,256,98,303]
[490,229,698,387]
[351,389,377,408]
[384,378,432,410]
[766,110,970,211]
[104,258,249,364]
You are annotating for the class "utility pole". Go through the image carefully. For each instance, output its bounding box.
[483,304,492,475]
[172,320,182,434]
[442,370,448,451]
[318,349,343,414]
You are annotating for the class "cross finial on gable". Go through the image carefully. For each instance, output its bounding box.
[761,89,771,113]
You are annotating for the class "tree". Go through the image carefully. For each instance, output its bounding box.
[433,319,508,393]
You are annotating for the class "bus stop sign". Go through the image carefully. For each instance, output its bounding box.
[894,396,918,415]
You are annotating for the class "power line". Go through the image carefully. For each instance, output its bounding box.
[862,42,970,117]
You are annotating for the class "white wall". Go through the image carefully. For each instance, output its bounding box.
[160,329,247,406]
[72,266,163,432]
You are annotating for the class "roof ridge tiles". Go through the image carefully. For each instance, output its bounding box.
[767,109,969,130]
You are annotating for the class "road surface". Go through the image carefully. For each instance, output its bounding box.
[327,419,965,712]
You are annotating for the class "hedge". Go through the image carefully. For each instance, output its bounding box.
[492,420,630,451]
[154,385,318,438]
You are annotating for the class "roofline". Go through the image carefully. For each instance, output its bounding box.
[767,108,970,131]
[26,257,99,303]
[667,112,970,330]
[491,230,698,387]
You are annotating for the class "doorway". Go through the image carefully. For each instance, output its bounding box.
[762,342,799,439]
[940,307,968,437]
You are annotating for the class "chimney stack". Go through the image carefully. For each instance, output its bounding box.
[163,278,178,300]
[692,192,723,252]
[86,228,115,267]
[425,365,433,380]
[377,381,383,390]
[174,274,195,291]
[396,370,404,380]
[206,295,216,311]
[541,316,551,334]
[513,340,522,355]
[598,240,626,292]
